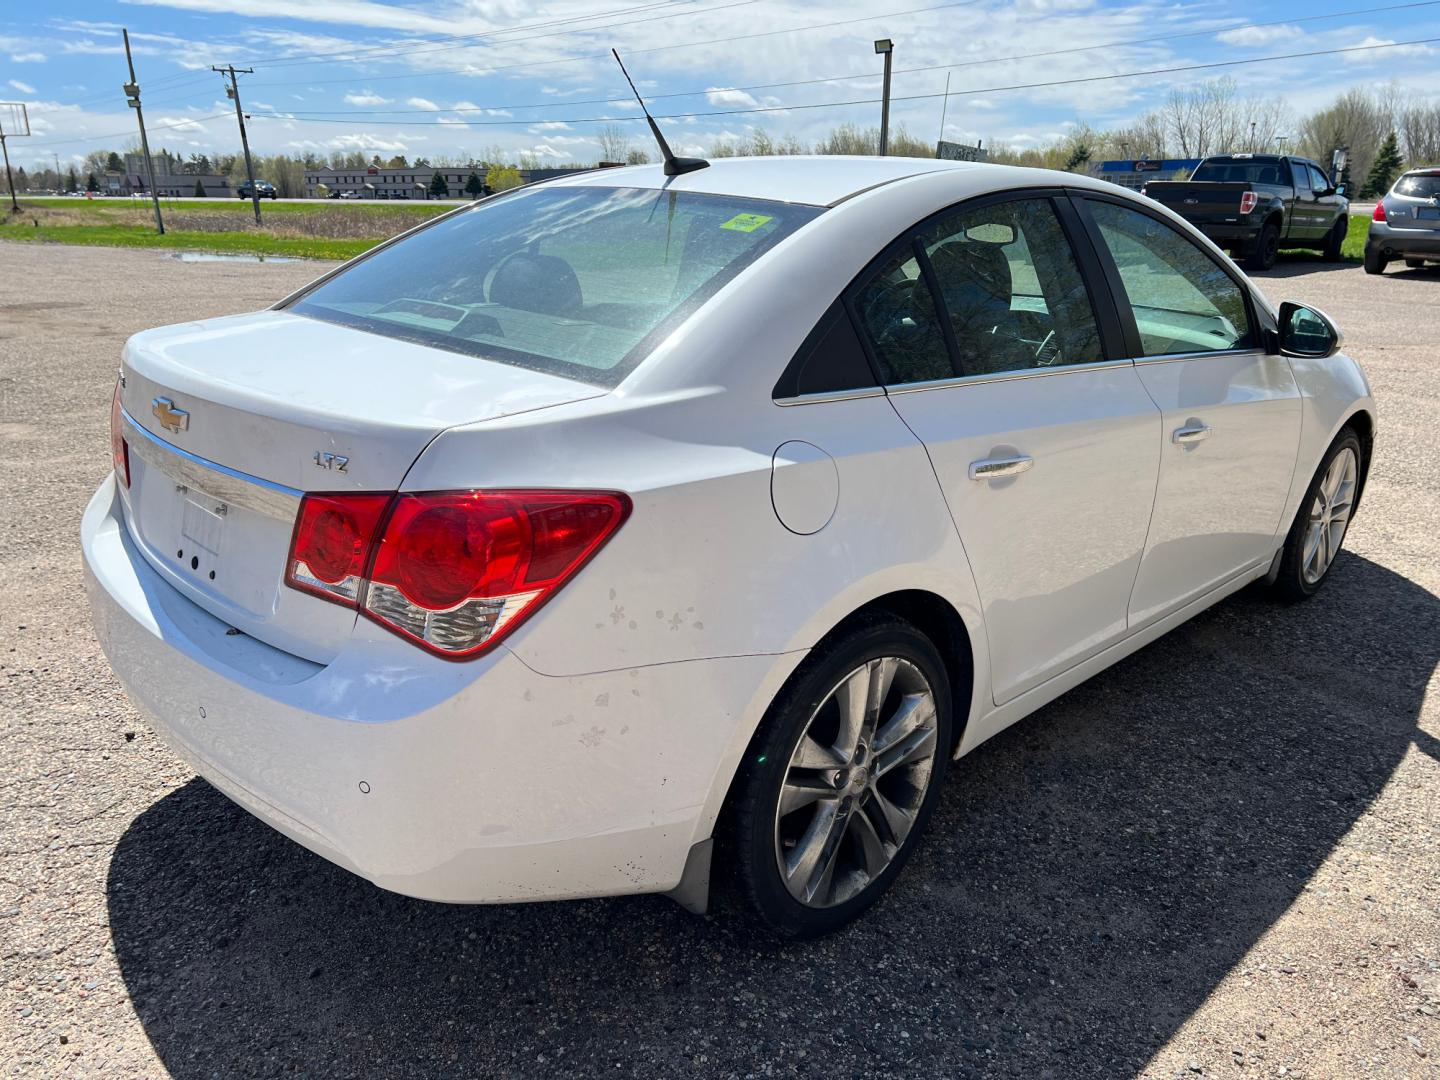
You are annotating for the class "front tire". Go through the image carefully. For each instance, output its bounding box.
[1245,221,1281,271]
[1322,218,1347,261]
[724,617,952,938]
[1273,429,1362,601]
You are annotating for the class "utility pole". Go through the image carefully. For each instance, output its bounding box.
[1250,121,1257,151]
[874,39,894,156]
[213,65,261,224]
[122,29,164,235]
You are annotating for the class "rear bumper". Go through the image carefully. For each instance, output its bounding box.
[83,475,793,904]
[1196,223,1261,244]
[1366,222,1440,259]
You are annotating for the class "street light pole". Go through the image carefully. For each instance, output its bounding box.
[874,39,894,156]
[122,29,164,235]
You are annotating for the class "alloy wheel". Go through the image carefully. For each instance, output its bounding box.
[773,657,939,909]
[1302,447,1357,584]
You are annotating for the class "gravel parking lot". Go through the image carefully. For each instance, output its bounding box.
[2,242,1436,1079]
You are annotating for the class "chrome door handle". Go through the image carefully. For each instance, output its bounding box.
[1173,424,1212,445]
[969,454,1034,480]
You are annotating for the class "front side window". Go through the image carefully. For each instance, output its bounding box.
[288,186,821,387]
[1308,164,1331,192]
[920,197,1103,375]
[851,247,953,384]
[1292,162,1312,192]
[1087,201,1254,357]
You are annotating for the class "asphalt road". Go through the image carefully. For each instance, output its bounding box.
[2,243,1437,1079]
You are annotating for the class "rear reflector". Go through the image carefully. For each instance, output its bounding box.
[110,380,130,489]
[1373,201,1387,222]
[1239,191,1258,214]
[284,489,630,659]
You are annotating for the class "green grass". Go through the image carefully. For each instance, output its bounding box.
[1,196,455,259]
[1279,214,1369,262]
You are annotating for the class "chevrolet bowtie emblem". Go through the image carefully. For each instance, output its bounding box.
[151,396,190,433]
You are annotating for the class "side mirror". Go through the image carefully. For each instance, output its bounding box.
[1279,300,1342,359]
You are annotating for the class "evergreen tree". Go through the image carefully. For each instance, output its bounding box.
[65,167,79,193]
[105,151,124,172]
[464,170,484,198]
[429,171,449,198]
[1361,132,1403,198]
[85,171,99,192]
[194,179,207,197]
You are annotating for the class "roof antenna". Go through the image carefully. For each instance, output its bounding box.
[611,48,709,177]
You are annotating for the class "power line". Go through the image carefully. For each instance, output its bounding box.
[249,34,1440,128]
[243,0,986,87]
[259,0,1440,118]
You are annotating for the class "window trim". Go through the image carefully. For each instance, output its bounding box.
[1068,190,1262,363]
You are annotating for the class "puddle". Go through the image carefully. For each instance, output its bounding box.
[169,252,302,264]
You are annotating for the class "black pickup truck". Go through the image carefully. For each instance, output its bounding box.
[1142,154,1349,271]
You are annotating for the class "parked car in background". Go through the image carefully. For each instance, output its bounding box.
[1143,153,1349,270]
[85,158,1375,938]
[237,180,278,200]
[336,190,363,200]
[1364,167,1440,274]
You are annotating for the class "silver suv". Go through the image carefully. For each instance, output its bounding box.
[1365,167,1440,274]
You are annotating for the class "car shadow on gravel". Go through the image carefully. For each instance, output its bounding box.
[107,552,1438,1079]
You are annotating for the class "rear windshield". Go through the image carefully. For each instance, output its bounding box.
[1190,160,1287,185]
[1393,173,1440,198]
[286,185,822,387]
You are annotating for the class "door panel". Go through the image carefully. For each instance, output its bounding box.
[856,194,1161,706]
[1077,196,1304,625]
[1127,352,1301,624]
[888,370,1160,703]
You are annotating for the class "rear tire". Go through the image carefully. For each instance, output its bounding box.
[1322,219,1347,261]
[1245,221,1280,271]
[1364,248,1387,275]
[1272,429,1362,602]
[1404,257,1426,269]
[722,616,952,938]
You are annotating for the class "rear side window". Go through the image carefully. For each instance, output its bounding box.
[852,247,954,384]
[919,197,1103,375]
[1086,201,1254,357]
[288,186,822,387]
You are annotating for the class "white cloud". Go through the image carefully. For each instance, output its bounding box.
[407,97,439,110]
[1341,35,1434,62]
[326,132,409,152]
[1216,25,1298,47]
[528,121,571,131]
[706,88,759,108]
[10,52,46,63]
[8,79,36,94]
[343,90,390,106]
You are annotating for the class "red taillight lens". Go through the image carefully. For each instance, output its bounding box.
[1239,191,1258,214]
[285,493,391,604]
[283,489,630,659]
[1373,201,1387,222]
[110,380,130,488]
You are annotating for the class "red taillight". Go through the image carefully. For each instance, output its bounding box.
[284,489,630,659]
[1373,201,1387,222]
[110,380,130,488]
[285,493,390,604]
[1239,191,1258,214]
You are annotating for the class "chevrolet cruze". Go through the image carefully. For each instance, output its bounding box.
[84,157,1375,937]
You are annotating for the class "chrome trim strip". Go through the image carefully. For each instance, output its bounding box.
[1132,347,1264,366]
[773,386,887,407]
[884,358,1134,395]
[120,407,303,521]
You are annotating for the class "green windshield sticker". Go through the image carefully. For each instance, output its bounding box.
[720,212,773,233]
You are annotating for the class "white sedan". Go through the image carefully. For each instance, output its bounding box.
[83,156,1374,937]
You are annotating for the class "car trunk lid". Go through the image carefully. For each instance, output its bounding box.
[117,309,604,663]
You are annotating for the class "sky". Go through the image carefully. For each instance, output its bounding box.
[2,0,1438,170]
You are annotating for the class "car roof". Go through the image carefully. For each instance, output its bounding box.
[546,155,989,208]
